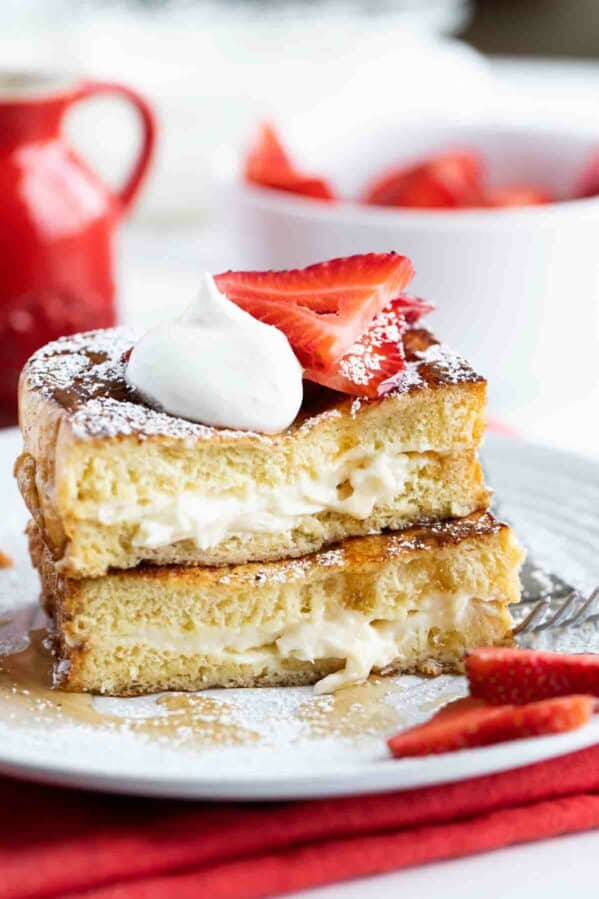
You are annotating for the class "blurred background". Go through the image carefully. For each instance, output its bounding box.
[1,1,598,446]
[3,0,597,223]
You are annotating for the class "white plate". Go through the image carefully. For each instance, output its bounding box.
[1,429,598,800]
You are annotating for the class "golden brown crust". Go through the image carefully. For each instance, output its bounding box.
[51,646,478,697]
[19,326,484,440]
[17,325,489,578]
[28,513,524,696]
[123,511,509,586]
[17,444,491,577]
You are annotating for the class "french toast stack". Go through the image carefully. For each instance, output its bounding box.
[16,325,523,696]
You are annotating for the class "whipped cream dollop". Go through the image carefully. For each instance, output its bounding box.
[126,274,303,433]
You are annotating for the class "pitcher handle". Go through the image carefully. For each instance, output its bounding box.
[72,80,157,216]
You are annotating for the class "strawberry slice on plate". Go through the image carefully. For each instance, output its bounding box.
[466,647,599,705]
[364,151,484,209]
[244,123,336,201]
[387,695,595,758]
[303,294,433,398]
[214,253,415,370]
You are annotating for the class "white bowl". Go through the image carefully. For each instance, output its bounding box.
[215,120,599,419]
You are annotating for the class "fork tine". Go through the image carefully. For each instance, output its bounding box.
[561,586,599,626]
[582,585,599,613]
[534,591,582,632]
[514,585,599,636]
[513,599,550,635]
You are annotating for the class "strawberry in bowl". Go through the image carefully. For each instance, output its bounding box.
[244,122,336,201]
[362,151,486,209]
[242,122,563,209]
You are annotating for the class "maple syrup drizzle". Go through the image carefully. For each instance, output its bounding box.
[0,628,422,746]
[297,677,402,738]
[0,630,258,747]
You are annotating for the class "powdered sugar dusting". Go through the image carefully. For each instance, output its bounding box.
[317,549,345,567]
[22,326,483,442]
[22,329,347,442]
[295,407,342,435]
[217,547,346,587]
[339,307,405,388]
[24,328,271,444]
[26,329,130,398]
[350,398,362,417]
[412,342,481,386]
[339,345,385,386]
[219,556,313,586]
[381,340,481,397]
[70,398,227,442]
[28,327,135,365]
[383,365,425,394]
[214,515,500,586]
[384,512,503,557]
[25,327,132,401]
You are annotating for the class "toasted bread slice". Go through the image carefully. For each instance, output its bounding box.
[17,327,489,577]
[29,512,524,696]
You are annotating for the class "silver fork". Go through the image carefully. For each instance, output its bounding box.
[488,493,599,638]
[514,586,599,636]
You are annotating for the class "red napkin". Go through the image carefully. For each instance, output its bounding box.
[2,744,599,899]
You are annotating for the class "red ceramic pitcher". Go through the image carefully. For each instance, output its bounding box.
[0,74,156,422]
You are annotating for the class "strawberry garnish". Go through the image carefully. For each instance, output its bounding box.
[214,253,415,370]
[303,304,407,398]
[387,695,595,758]
[364,151,484,209]
[392,293,435,324]
[244,123,336,201]
[430,696,487,720]
[466,647,599,705]
[303,294,432,398]
[487,186,552,207]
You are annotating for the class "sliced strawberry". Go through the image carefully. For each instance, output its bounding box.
[275,175,336,201]
[244,122,291,179]
[365,167,453,209]
[244,123,336,201]
[303,305,406,398]
[302,294,432,398]
[487,185,552,207]
[430,696,487,721]
[214,253,415,370]
[573,152,599,198]
[364,151,484,208]
[466,647,599,705]
[392,293,435,324]
[387,695,595,758]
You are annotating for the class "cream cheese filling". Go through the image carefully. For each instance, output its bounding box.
[112,595,506,693]
[96,448,425,552]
